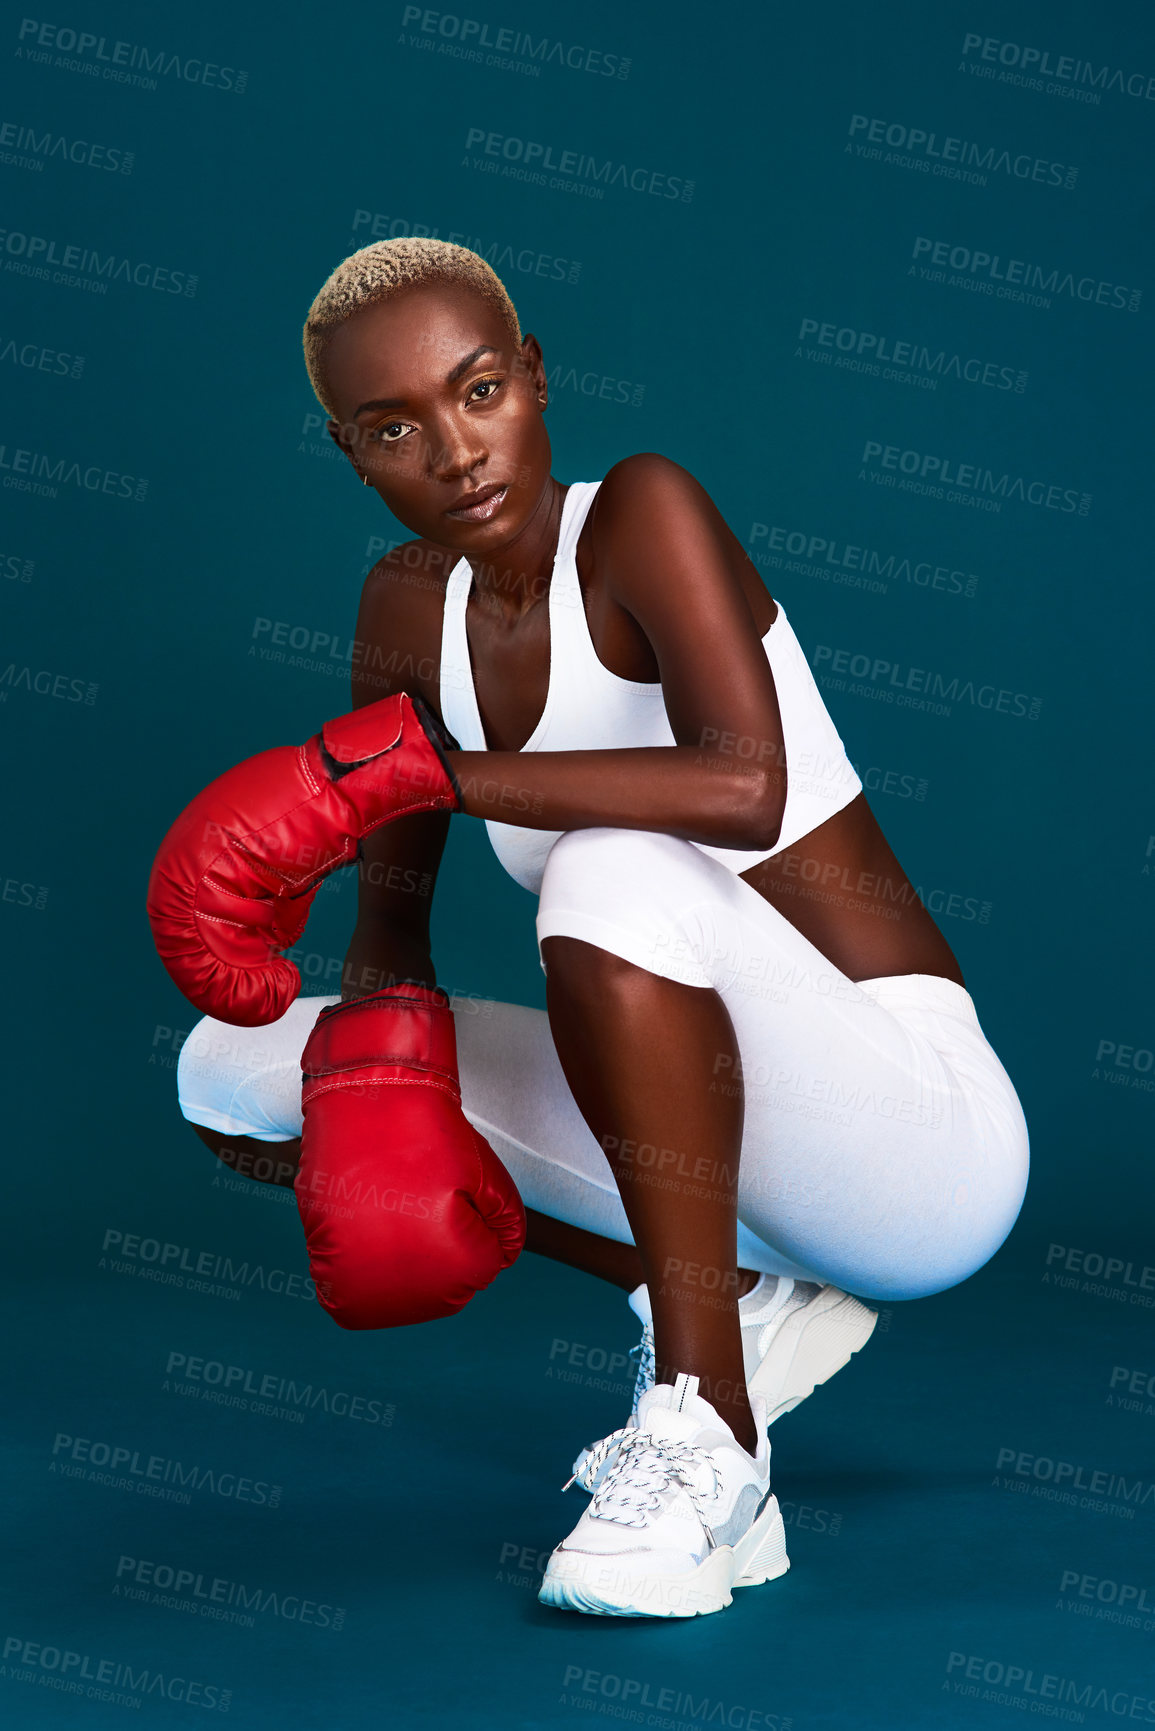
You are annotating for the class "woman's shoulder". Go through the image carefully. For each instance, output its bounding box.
[355,536,460,640]
[593,452,738,551]
[591,454,776,628]
[595,451,702,514]
[350,538,455,709]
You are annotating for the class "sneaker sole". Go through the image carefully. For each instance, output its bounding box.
[747,1288,877,1424]
[537,1494,791,1619]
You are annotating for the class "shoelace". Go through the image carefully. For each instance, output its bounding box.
[569,1284,807,1495]
[574,1427,724,1541]
[564,1424,634,1493]
[628,1324,655,1419]
[566,1330,653,1494]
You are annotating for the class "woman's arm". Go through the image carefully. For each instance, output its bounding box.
[446,745,778,850]
[341,564,452,1000]
[448,454,787,850]
[342,809,449,1000]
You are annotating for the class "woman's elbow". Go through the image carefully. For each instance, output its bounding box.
[726,766,785,852]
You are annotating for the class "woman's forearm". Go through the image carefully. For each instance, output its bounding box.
[445,746,783,851]
[341,916,436,1001]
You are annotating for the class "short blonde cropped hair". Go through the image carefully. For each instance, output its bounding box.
[303,237,522,416]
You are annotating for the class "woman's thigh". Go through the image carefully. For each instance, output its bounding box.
[534,828,1030,1301]
[720,962,1029,1300]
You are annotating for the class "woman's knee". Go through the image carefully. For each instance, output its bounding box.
[176,1014,278,1126]
[538,829,728,989]
[894,1142,1029,1301]
[792,1177,1027,1303]
[176,997,330,1143]
[540,828,708,913]
[176,1013,245,1098]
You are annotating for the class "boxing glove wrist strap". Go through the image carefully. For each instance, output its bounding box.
[319,693,462,807]
[302,984,460,1093]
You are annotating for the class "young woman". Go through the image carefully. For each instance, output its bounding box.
[175,238,1029,1620]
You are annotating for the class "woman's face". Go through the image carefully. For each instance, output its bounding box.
[322,281,552,549]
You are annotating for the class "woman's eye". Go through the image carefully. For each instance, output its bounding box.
[370,422,410,444]
[469,377,502,402]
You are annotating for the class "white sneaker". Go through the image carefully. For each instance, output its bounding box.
[570,1277,876,1492]
[740,1276,878,1423]
[539,1373,789,1618]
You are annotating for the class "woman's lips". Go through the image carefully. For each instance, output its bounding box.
[445,484,509,522]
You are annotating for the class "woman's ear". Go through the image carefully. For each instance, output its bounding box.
[516,332,547,398]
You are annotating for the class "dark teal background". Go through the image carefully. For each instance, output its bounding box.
[3,0,1154,1724]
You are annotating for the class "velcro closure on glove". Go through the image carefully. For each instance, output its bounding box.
[301,987,459,1088]
[321,694,406,766]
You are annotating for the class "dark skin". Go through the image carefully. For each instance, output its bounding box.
[194,282,963,1454]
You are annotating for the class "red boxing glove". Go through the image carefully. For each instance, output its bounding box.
[146,693,461,1027]
[295,985,525,1328]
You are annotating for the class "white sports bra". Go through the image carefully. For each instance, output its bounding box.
[438,479,862,897]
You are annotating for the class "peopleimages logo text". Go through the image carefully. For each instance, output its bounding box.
[847,113,1077,188]
[749,524,977,598]
[164,1351,395,1425]
[0,119,133,173]
[797,316,1024,390]
[2,1635,230,1711]
[0,441,146,499]
[100,1228,324,1302]
[860,439,1089,513]
[15,19,247,92]
[401,8,630,77]
[945,1651,1155,1721]
[911,236,1141,311]
[960,34,1155,102]
[115,1554,346,1630]
[463,128,693,200]
[995,1446,1155,1508]
[811,644,1041,721]
[0,227,196,294]
[51,1431,280,1506]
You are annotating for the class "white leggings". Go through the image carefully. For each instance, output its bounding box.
[177,828,1029,1302]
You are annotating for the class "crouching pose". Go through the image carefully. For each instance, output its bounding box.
[149,238,1029,1620]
